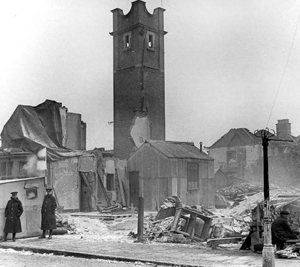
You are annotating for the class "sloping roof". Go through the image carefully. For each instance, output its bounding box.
[209,128,260,149]
[139,140,212,160]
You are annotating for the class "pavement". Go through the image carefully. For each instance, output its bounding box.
[0,235,300,267]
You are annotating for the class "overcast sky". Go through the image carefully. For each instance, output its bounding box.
[1,0,300,150]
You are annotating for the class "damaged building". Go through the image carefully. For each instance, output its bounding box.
[111,0,166,160]
[109,0,216,210]
[0,100,100,212]
[1,1,217,216]
[209,119,300,188]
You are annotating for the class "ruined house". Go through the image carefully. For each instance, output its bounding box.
[127,140,215,211]
[0,100,99,212]
[208,128,261,187]
[208,120,300,188]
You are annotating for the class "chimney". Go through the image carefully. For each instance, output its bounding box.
[276,119,291,139]
[200,142,203,152]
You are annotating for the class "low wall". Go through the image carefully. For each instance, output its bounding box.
[0,177,45,239]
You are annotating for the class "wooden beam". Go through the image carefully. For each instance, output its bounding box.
[97,170,112,207]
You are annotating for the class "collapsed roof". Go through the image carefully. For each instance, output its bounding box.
[1,100,85,161]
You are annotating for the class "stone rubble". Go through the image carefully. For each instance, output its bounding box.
[54,183,300,249]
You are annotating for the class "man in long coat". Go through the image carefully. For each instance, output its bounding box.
[271,210,299,250]
[2,191,23,242]
[40,186,57,239]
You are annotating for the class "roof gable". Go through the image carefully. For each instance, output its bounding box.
[209,128,260,149]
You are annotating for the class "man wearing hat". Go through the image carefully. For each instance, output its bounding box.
[271,210,299,250]
[40,186,57,239]
[2,192,23,242]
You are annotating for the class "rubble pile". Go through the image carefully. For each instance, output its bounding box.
[217,183,300,212]
[143,216,190,243]
[216,183,263,200]
[209,214,250,239]
[216,182,264,208]
[275,245,300,259]
[208,185,300,239]
[53,185,300,248]
[155,196,181,220]
[56,213,109,235]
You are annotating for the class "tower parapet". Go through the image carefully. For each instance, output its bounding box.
[111,1,166,159]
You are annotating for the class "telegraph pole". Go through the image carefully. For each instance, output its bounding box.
[254,129,275,267]
[254,128,294,267]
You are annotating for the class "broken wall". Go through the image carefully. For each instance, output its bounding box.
[209,145,261,175]
[79,155,97,211]
[49,157,80,211]
[66,113,86,150]
[130,115,151,148]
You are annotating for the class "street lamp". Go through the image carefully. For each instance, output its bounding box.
[254,128,293,267]
[254,128,275,267]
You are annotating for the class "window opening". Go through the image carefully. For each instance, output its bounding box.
[123,33,131,49]
[227,150,236,164]
[148,34,154,48]
[187,162,199,189]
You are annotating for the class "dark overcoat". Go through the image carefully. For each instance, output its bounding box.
[4,197,23,233]
[41,194,57,230]
[271,216,297,243]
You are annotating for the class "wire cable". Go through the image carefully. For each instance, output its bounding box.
[266,10,300,127]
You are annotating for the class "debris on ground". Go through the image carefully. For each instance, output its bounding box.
[275,245,300,259]
[210,184,300,237]
[56,213,109,235]
[97,202,123,213]
[145,200,213,243]
[155,196,181,220]
[54,185,300,254]
[216,183,264,202]
[55,213,133,242]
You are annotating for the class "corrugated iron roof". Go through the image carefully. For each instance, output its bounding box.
[145,140,212,160]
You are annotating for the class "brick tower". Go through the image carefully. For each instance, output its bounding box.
[111,1,166,159]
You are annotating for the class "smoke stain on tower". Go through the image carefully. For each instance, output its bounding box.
[110,0,167,159]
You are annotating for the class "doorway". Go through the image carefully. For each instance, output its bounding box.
[129,171,139,208]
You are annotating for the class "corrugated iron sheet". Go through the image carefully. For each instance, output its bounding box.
[146,140,212,160]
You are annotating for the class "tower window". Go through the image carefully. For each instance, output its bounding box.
[123,32,131,50]
[147,32,155,49]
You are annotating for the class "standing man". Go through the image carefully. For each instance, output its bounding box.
[40,186,57,239]
[2,192,23,242]
[271,210,299,250]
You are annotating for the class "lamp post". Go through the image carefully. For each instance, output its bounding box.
[254,129,275,267]
[254,128,294,267]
